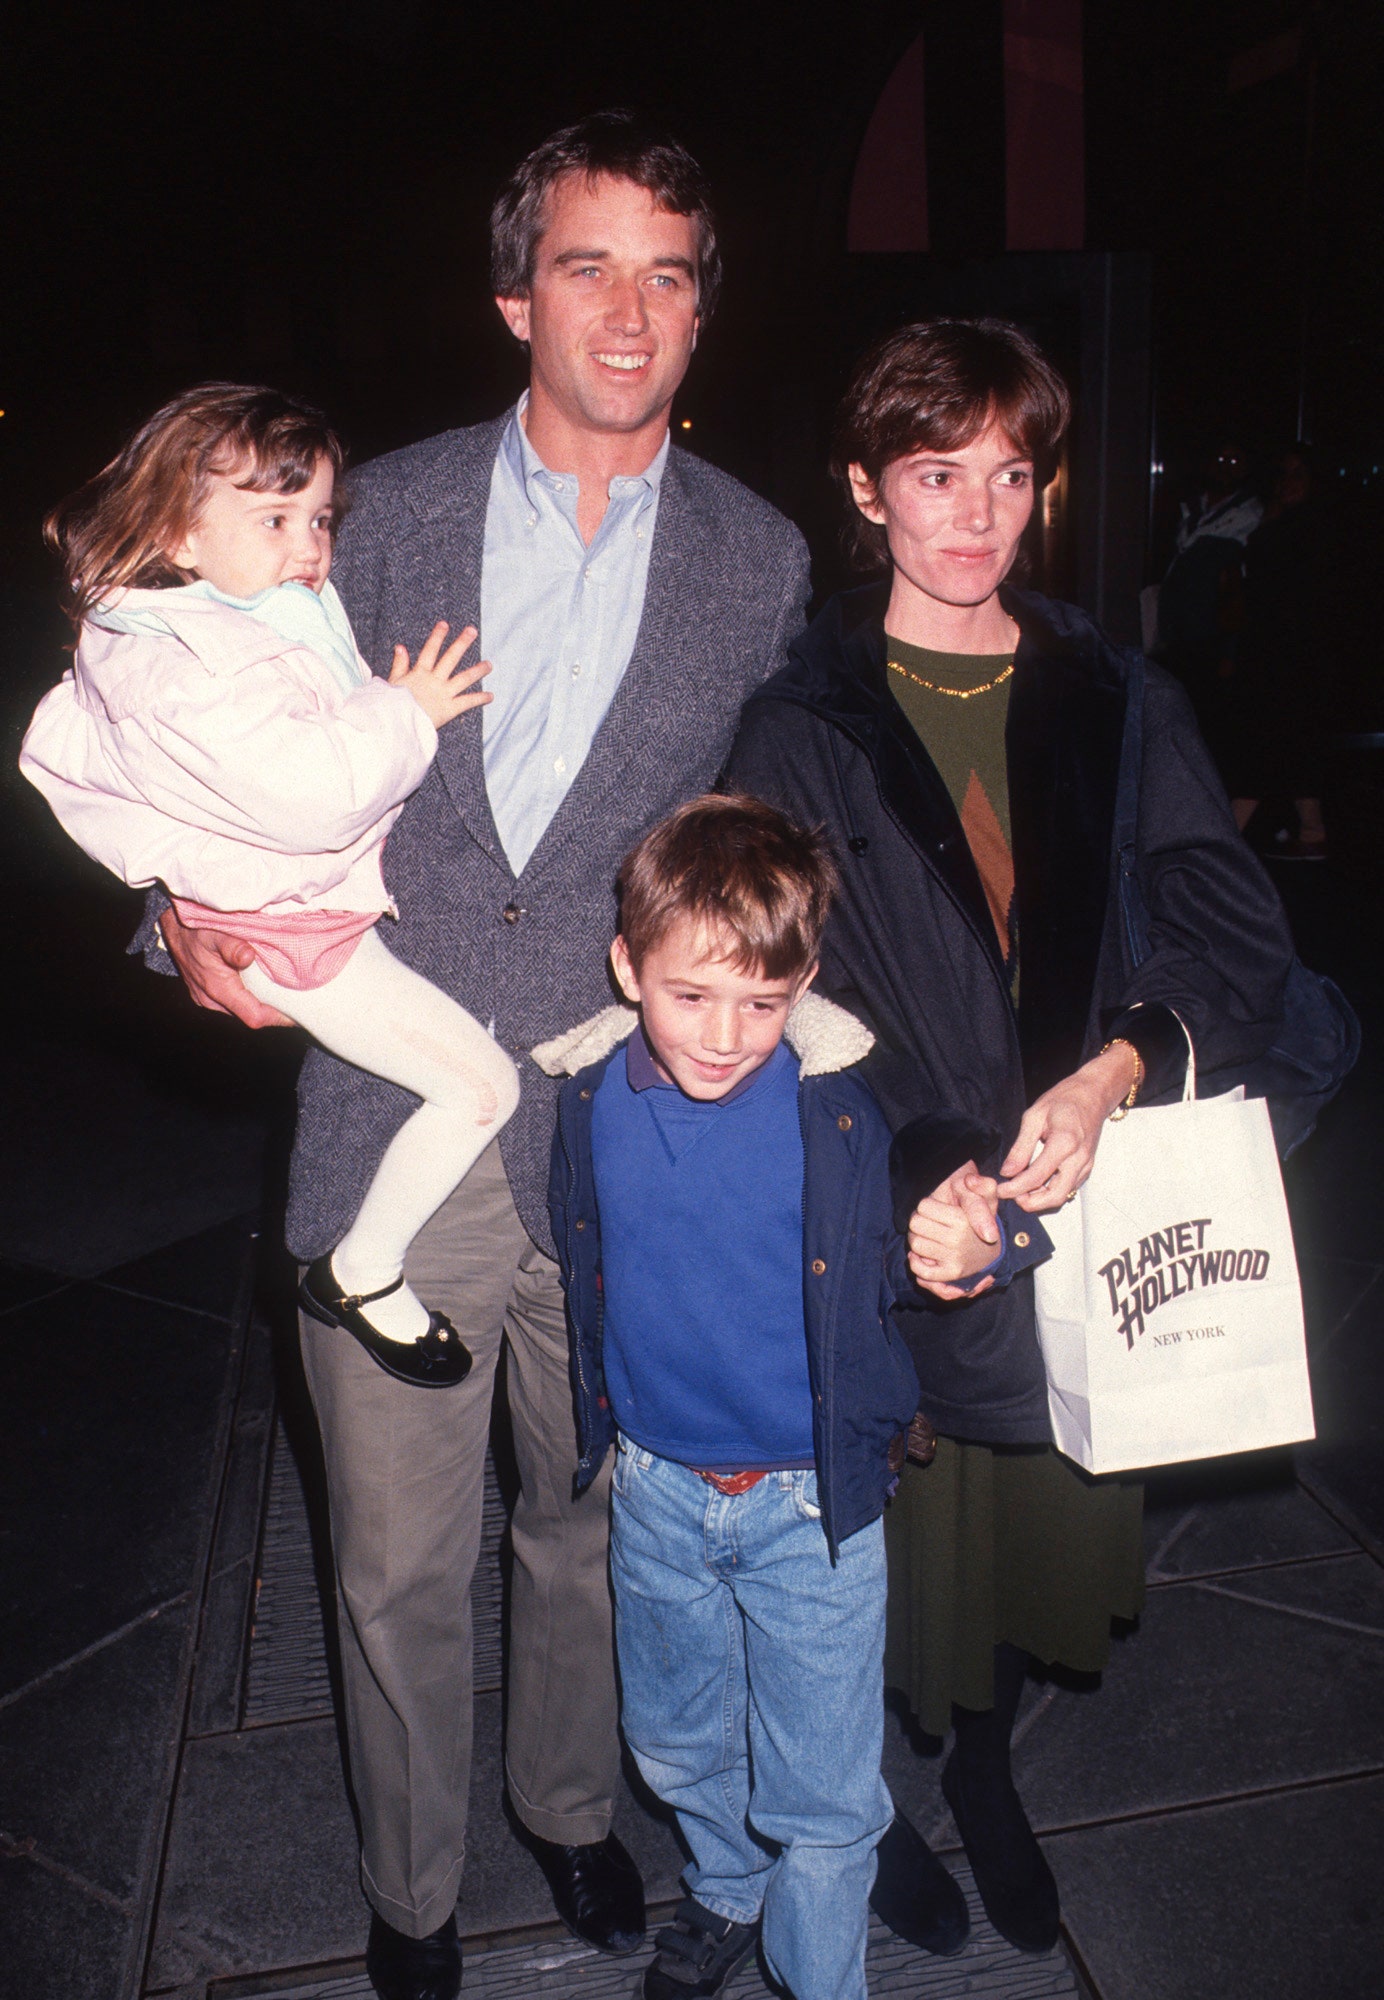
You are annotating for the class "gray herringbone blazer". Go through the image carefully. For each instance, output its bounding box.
[286,413,810,1259]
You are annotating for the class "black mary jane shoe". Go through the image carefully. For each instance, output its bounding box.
[300,1256,473,1389]
[521,1828,646,1955]
[365,1910,462,2000]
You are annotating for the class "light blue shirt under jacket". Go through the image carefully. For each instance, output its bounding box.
[480,398,667,876]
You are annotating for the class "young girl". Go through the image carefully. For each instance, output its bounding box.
[21,382,520,1388]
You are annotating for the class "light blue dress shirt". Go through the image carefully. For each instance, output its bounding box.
[480,399,667,876]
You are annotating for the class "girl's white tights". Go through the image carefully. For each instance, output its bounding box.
[243,928,520,1345]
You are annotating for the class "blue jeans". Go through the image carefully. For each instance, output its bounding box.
[610,1440,891,2000]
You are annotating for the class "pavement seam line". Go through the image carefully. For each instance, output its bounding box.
[0,1590,192,1713]
[0,1827,136,1916]
[1189,1575,1384,1639]
[1035,1761,1384,1839]
[1145,1502,1201,1578]
[95,1279,239,1324]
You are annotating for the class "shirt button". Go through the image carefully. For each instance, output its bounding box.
[554,755,567,774]
[552,478,565,491]
[502,902,525,924]
[811,1258,827,1276]
[837,1114,852,1131]
[571,663,582,677]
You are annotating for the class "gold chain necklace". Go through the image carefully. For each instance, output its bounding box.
[888,658,1015,699]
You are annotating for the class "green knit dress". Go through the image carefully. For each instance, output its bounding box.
[882,637,1145,1734]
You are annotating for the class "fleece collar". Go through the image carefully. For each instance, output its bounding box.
[531,988,874,1082]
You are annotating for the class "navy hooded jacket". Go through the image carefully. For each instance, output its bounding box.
[544,997,1048,1556]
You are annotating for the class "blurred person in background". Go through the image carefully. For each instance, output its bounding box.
[1153,441,1262,767]
[1225,445,1332,858]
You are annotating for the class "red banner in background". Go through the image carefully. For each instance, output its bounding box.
[1005,0,1085,250]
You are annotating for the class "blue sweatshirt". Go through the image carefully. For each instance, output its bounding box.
[590,1033,815,1468]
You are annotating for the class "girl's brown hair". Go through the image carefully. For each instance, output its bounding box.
[617,793,839,980]
[46,383,347,626]
[831,317,1071,570]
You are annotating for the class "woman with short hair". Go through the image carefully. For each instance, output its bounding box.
[726,318,1296,1955]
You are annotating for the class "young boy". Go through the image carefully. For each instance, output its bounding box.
[540,794,1047,2000]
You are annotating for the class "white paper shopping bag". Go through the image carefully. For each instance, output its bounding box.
[1033,1059,1314,1475]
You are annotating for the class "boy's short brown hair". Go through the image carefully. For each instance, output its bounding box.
[831,317,1071,570]
[617,794,838,979]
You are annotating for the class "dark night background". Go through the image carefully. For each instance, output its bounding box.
[4,0,1383,598]
[3,7,1384,1998]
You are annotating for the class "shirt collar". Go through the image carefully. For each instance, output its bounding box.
[502,393,670,512]
[625,1024,787,1106]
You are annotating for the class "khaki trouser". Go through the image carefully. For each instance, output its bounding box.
[299,1140,619,1938]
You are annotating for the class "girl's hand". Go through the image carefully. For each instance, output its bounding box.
[996,1043,1140,1211]
[907,1170,1000,1300]
[389,622,493,730]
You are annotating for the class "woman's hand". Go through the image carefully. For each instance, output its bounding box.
[997,1043,1140,1211]
[907,1161,1000,1302]
[159,905,293,1028]
[389,622,493,730]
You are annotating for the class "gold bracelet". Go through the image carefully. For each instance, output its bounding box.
[1101,1038,1145,1121]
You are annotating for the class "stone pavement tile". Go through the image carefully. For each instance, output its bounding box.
[0,1604,190,1996]
[0,1283,238,1695]
[0,1031,272,1278]
[146,1718,363,1990]
[1298,1272,1384,1553]
[0,1853,138,2000]
[231,1875,1078,1999]
[99,1215,259,1323]
[1296,1255,1381,1357]
[1049,1773,1384,2000]
[150,1690,689,1988]
[1142,1473,1356,1581]
[1010,1553,1384,1830]
[0,1255,71,1318]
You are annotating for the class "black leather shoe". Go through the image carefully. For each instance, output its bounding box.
[870,1810,970,1956]
[365,1910,462,2000]
[523,1829,645,1953]
[300,1255,473,1388]
[941,1754,1060,1952]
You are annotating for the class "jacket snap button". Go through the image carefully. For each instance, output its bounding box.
[1015,1231,1030,1248]
[847,835,869,855]
[575,1218,586,1231]
[502,902,524,924]
[579,1088,591,1100]
[837,1114,852,1131]
[811,1258,827,1276]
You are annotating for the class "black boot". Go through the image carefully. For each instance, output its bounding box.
[870,1808,969,1955]
[942,1643,1059,1952]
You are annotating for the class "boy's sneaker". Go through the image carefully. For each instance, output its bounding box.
[642,1897,759,1997]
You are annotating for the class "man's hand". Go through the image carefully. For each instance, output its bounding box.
[907,1160,1000,1302]
[997,1043,1140,1211]
[389,622,493,731]
[159,905,293,1029]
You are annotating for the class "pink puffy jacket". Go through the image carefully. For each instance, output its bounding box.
[20,588,436,916]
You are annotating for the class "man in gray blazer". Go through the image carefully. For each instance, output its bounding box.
[157,113,809,2000]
